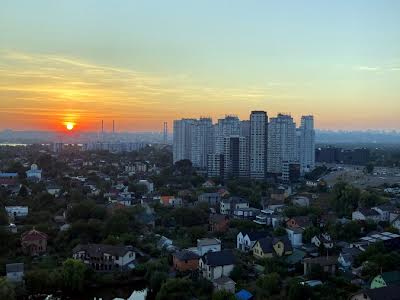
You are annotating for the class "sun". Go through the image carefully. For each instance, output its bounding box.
[65,122,75,131]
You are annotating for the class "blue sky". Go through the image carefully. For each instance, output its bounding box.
[1,0,399,131]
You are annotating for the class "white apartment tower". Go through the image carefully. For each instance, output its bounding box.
[214,116,241,154]
[249,111,268,179]
[191,118,214,168]
[173,119,195,163]
[298,115,315,174]
[267,114,297,174]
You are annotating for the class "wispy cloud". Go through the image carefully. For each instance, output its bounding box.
[355,66,380,71]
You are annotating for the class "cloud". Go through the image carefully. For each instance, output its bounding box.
[355,66,380,71]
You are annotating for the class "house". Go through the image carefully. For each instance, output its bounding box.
[352,208,381,222]
[198,193,221,206]
[160,196,182,207]
[220,197,249,215]
[292,196,310,207]
[370,271,400,289]
[202,180,215,188]
[303,256,337,276]
[392,215,400,231]
[233,207,260,220]
[213,276,236,294]
[353,232,400,251]
[0,172,18,186]
[21,229,48,256]
[254,209,283,228]
[337,247,362,270]
[286,216,312,230]
[199,250,235,280]
[372,204,398,222]
[157,236,176,251]
[138,180,154,193]
[26,164,42,181]
[209,214,229,233]
[172,250,199,272]
[237,231,268,252]
[5,206,28,218]
[350,285,400,300]
[197,238,221,256]
[311,233,334,249]
[6,263,24,283]
[46,184,61,197]
[252,236,293,259]
[73,244,136,272]
[286,227,303,247]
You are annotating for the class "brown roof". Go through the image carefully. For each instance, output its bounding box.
[21,229,48,242]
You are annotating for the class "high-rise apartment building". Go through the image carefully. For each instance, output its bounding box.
[214,116,241,154]
[223,135,249,178]
[191,118,214,168]
[249,111,268,179]
[297,116,315,174]
[207,153,224,178]
[267,114,297,174]
[173,119,196,163]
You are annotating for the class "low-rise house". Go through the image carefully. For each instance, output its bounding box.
[160,196,182,207]
[73,244,136,272]
[338,247,362,270]
[213,276,236,294]
[138,180,154,193]
[292,196,310,207]
[392,215,400,231]
[233,207,260,220]
[352,232,400,251]
[220,197,249,215]
[286,227,303,247]
[0,172,18,186]
[311,233,334,249]
[198,193,221,206]
[370,271,400,289]
[209,214,229,233]
[350,285,400,300]
[237,231,268,252]
[172,250,199,272]
[352,208,381,222]
[252,236,293,259]
[21,229,48,256]
[199,250,235,280]
[157,236,176,251]
[197,238,221,256]
[26,164,42,181]
[5,206,28,218]
[303,256,337,276]
[6,263,24,283]
[286,216,312,230]
[372,204,398,222]
[254,209,283,228]
[202,180,215,188]
[46,184,61,197]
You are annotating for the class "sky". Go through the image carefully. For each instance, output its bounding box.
[0,0,399,132]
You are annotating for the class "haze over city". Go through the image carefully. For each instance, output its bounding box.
[1,0,399,132]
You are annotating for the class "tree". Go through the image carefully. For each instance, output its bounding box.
[149,271,168,292]
[212,290,236,300]
[0,277,15,300]
[62,259,88,292]
[331,182,360,217]
[365,163,374,174]
[287,279,312,300]
[359,191,382,208]
[156,278,193,300]
[256,272,280,296]
[274,226,287,237]
[303,226,320,243]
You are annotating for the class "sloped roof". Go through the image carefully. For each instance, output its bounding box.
[382,271,400,286]
[21,229,48,242]
[174,250,199,261]
[73,243,133,257]
[201,250,235,267]
[356,285,400,300]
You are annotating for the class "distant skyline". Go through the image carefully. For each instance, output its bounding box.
[1,0,399,132]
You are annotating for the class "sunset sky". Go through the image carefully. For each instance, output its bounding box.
[1,0,399,132]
